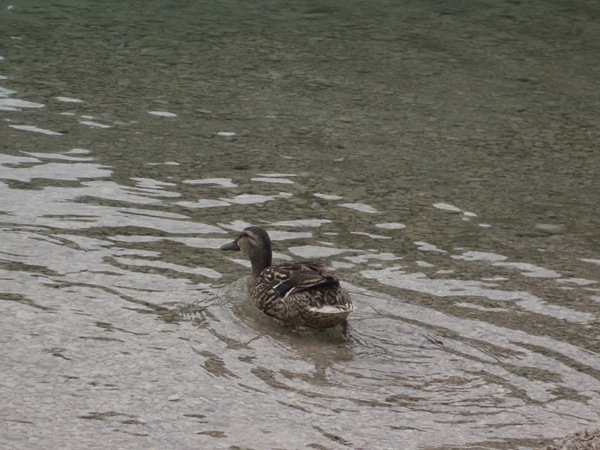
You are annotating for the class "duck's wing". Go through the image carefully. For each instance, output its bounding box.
[260,262,340,298]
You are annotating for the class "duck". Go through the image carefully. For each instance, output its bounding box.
[220,226,354,332]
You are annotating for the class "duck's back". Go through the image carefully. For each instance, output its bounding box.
[249,262,354,328]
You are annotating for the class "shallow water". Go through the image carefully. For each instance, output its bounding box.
[1,1,599,449]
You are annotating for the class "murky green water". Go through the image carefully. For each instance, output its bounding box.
[1,1,599,449]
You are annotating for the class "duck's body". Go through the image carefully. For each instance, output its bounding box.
[221,226,354,330]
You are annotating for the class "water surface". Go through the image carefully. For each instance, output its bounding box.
[1,1,599,449]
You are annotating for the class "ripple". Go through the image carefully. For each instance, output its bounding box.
[415,241,446,252]
[148,111,177,117]
[55,96,83,103]
[351,231,391,240]
[225,192,293,204]
[345,252,401,264]
[24,151,95,162]
[493,261,561,278]
[112,257,222,279]
[581,258,600,265]
[314,192,343,200]
[433,202,462,212]
[183,178,238,188]
[79,120,111,128]
[251,177,295,184]
[270,219,331,227]
[375,222,406,230]
[268,230,313,240]
[176,199,231,208]
[360,267,594,323]
[0,86,16,96]
[8,124,62,135]
[557,278,597,286]
[257,173,298,177]
[339,202,379,213]
[0,161,111,182]
[288,245,349,259]
[0,98,45,110]
[452,250,508,262]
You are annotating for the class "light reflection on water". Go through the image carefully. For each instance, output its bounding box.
[1,1,600,449]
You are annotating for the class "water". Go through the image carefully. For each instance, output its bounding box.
[1,1,599,449]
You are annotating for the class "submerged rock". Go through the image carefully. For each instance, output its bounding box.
[538,429,600,450]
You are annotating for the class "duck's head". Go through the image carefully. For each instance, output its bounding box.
[220,226,272,277]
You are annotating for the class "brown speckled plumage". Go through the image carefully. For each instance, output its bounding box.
[220,226,354,330]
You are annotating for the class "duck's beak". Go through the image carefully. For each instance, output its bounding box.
[220,240,240,251]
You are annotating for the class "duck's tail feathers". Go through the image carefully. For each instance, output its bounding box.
[308,304,355,315]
